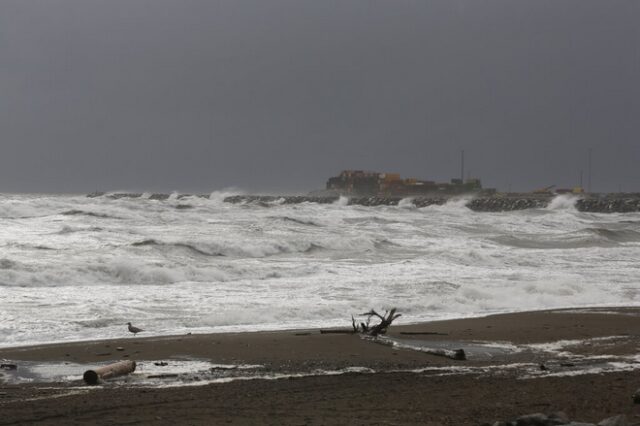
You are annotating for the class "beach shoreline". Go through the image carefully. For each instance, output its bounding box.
[2,307,640,425]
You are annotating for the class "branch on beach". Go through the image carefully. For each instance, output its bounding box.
[319,308,401,335]
[357,308,401,336]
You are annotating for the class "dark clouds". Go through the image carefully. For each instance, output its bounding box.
[1,0,638,193]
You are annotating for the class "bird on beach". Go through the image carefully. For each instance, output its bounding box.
[126,322,144,336]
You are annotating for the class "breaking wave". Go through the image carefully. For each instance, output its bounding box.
[61,209,120,219]
[270,216,321,227]
[585,227,640,243]
[492,234,616,249]
[132,239,225,256]
[57,225,104,234]
[491,226,640,249]
[130,238,327,258]
[547,195,580,210]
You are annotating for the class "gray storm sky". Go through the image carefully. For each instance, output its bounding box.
[1,0,638,193]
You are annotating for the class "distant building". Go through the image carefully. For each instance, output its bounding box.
[326,170,486,196]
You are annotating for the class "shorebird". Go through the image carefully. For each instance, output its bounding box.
[126,322,144,336]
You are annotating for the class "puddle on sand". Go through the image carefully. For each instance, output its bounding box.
[1,361,87,384]
[0,359,378,389]
[3,335,640,388]
[0,359,264,386]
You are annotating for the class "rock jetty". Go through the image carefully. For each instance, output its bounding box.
[467,197,549,211]
[87,192,640,213]
[222,195,640,213]
[577,197,640,213]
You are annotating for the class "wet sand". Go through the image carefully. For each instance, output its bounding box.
[2,308,640,425]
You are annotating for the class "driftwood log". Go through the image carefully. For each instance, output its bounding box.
[377,338,466,360]
[319,308,401,336]
[83,360,137,385]
[319,308,467,361]
[353,308,401,336]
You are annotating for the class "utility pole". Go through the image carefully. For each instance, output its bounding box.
[460,149,465,183]
[587,149,592,193]
[580,170,583,189]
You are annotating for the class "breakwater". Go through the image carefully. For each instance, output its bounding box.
[222,195,449,208]
[87,192,640,213]
[223,195,640,213]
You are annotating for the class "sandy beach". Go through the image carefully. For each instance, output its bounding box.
[2,308,640,425]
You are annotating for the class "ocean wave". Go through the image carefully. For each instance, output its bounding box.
[88,261,187,285]
[373,238,399,249]
[57,225,104,234]
[305,243,326,253]
[61,209,120,219]
[130,238,326,258]
[397,198,416,209]
[333,196,349,206]
[490,233,618,249]
[490,226,640,249]
[132,239,225,257]
[0,258,18,269]
[547,194,580,210]
[175,204,194,210]
[585,227,640,243]
[418,196,474,211]
[342,216,398,225]
[269,216,321,227]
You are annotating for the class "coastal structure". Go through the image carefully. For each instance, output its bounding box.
[325,170,488,196]
[86,172,640,213]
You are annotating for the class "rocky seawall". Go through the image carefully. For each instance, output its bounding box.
[223,195,640,213]
[87,193,640,213]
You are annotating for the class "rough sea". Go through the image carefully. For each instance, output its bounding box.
[1,193,639,347]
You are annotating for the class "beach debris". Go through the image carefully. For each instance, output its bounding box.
[598,415,629,426]
[210,366,238,371]
[373,338,466,360]
[116,347,125,351]
[515,413,551,425]
[320,309,401,335]
[399,331,448,336]
[154,361,168,366]
[353,308,401,336]
[481,411,628,426]
[147,373,179,379]
[549,412,570,424]
[0,363,17,370]
[433,348,465,360]
[83,360,137,385]
[320,328,355,334]
[127,322,144,336]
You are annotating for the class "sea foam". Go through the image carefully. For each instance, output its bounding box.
[0,193,639,347]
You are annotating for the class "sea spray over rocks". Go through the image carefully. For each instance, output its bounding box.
[221,194,640,213]
[467,197,549,211]
[577,198,640,213]
[87,192,640,213]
